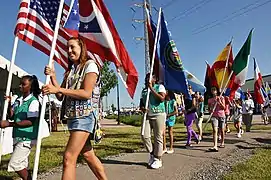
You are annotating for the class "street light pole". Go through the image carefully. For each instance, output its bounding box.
[117,80,120,125]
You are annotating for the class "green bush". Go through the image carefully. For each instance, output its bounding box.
[120,115,142,127]
[106,114,117,119]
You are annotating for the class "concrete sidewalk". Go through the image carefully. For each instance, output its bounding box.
[43,115,271,180]
[100,118,133,128]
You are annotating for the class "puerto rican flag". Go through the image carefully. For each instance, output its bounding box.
[64,0,138,98]
[254,58,266,104]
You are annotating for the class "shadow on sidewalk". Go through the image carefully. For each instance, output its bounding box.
[101,159,147,167]
[253,138,271,144]
[0,176,13,180]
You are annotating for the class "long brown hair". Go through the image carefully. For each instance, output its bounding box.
[64,37,89,80]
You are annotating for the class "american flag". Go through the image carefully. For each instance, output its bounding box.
[15,0,138,98]
[15,0,71,69]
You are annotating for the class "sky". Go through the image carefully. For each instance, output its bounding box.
[1,0,271,109]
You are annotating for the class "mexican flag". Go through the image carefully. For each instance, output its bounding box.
[229,30,253,99]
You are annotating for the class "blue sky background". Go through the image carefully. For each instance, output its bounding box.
[1,0,271,109]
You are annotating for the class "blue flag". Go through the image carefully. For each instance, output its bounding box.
[158,11,190,98]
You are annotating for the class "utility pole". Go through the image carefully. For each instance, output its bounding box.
[117,80,120,125]
[132,0,152,75]
[143,0,151,74]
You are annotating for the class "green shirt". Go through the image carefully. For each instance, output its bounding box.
[12,95,39,142]
[141,84,166,114]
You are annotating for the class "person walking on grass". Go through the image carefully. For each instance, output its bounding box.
[242,92,254,132]
[43,37,107,180]
[0,75,41,180]
[208,86,226,152]
[232,98,244,138]
[163,90,178,154]
[183,86,200,148]
[140,73,166,169]
[195,92,204,141]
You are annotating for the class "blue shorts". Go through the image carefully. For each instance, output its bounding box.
[166,119,175,127]
[67,114,95,133]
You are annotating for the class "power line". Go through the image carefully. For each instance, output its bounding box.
[169,0,215,22]
[193,0,263,32]
[193,0,271,35]
[161,0,179,10]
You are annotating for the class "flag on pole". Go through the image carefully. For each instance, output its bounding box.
[15,0,138,98]
[254,58,266,104]
[212,41,233,90]
[66,0,139,98]
[157,11,190,97]
[146,8,163,81]
[15,0,71,69]
[184,69,206,94]
[204,61,219,104]
[229,29,253,99]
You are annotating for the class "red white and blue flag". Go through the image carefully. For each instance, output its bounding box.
[254,58,266,104]
[15,0,138,98]
[15,0,71,68]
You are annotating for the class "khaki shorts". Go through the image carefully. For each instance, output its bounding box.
[211,117,225,129]
[8,141,32,172]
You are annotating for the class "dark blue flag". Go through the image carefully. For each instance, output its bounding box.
[158,11,190,98]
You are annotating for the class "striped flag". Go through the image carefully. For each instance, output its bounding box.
[14,0,138,98]
[230,30,253,99]
[15,0,71,69]
[212,41,233,91]
[254,58,266,104]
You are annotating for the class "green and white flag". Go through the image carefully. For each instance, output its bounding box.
[230,29,253,94]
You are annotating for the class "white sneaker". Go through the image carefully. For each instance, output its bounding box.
[167,149,174,154]
[241,129,244,135]
[162,149,167,154]
[198,136,202,141]
[150,158,162,169]
[148,154,154,166]
[237,133,241,138]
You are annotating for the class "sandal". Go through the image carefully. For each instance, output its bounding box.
[208,147,219,152]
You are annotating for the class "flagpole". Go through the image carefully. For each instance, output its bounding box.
[32,0,65,179]
[141,8,162,136]
[203,71,234,131]
[0,36,19,163]
[220,37,233,93]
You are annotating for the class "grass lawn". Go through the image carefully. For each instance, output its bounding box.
[0,127,144,179]
[223,148,271,180]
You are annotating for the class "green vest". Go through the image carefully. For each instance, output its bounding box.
[13,96,39,142]
[141,84,165,114]
[166,99,176,121]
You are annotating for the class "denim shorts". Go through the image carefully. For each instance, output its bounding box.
[67,114,95,133]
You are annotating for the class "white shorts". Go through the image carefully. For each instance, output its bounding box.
[8,141,32,172]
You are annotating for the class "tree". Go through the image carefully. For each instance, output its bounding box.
[111,104,116,112]
[100,62,118,98]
